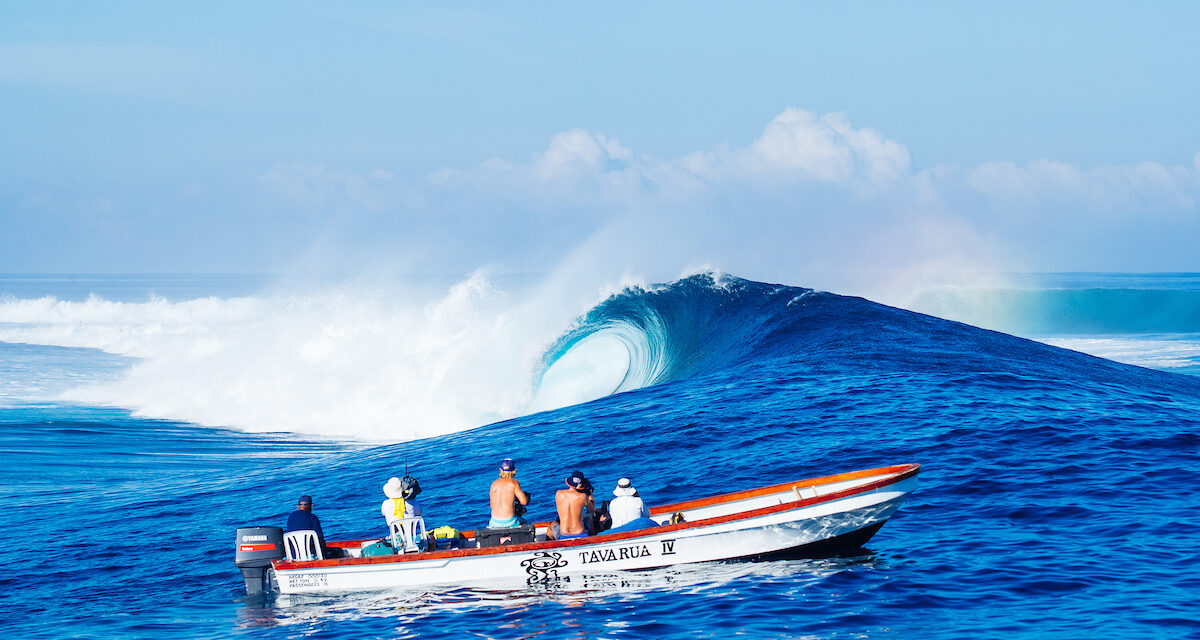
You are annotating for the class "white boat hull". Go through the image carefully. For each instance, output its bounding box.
[270,466,918,594]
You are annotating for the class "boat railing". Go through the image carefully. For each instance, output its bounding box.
[658,469,903,524]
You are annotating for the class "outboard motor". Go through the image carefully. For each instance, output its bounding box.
[234,526,284,595]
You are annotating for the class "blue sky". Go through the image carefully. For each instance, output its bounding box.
[2,2,1198,287]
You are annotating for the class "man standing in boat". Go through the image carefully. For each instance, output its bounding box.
[548,470,594,540]
[488,458,529,528]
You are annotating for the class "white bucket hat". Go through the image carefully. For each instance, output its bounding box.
[383,476,406,499]
[613,477,637,497]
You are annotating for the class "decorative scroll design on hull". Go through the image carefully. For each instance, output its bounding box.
[522,551,569,584]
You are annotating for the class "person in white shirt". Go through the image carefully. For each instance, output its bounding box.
[381,475,423,527]
[608,477,649,529]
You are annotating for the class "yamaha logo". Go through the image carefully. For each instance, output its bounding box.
[243,534,268,542]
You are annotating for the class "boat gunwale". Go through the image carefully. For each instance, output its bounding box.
[274,463,920,571]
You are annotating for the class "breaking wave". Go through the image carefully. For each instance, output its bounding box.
[4,271,1199,441]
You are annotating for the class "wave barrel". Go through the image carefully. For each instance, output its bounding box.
[234,526,284,595]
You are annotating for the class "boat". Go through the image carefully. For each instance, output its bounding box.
[235,463,919,594]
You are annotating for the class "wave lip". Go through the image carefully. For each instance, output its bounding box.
[533,273,812,401]
[532,310,672,412]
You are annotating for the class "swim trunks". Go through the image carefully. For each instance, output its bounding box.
[488,516,523,528]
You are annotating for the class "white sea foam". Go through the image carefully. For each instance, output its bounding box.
[1038,335,1200,373]
[0,272,647,441]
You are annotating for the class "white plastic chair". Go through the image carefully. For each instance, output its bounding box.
[389,516,428,553]
[283,529,323,561]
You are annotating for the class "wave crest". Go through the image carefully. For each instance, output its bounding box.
[533,273,808,402]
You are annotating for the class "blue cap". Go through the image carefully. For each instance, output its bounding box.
[500,458,516,472]
[566,471,586,489]
[297,495,312,505]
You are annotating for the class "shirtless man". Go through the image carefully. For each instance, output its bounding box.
[488,458,529,529]
[548,470,594,540]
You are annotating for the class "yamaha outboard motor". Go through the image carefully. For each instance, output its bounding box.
[234,526,285,595]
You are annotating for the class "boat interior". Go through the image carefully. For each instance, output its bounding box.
[301,465,914,561]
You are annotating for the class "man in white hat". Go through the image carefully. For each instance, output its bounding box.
[381,475,423,529]
[609,478,649,529]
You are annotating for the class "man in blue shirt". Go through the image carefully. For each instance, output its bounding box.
[285,495,344,558]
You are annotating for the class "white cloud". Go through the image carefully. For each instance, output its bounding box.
[681,109,912,189]
[255,108,1200,285]
[533,129,632,178]
[422,108,1200,234]
[960,158,1196,213]
[427,108,919,208]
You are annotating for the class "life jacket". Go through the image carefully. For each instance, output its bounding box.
[391,498,408,519]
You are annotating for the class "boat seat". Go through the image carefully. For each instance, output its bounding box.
[389,516,428,553]
[283,529,323,561]
[793,485,818,501]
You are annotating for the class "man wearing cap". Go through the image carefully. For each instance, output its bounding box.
[285,495,345,558]
[548,470,594,540]
[488,458,529,529]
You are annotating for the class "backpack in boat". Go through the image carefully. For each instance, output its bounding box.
[360,539,397,557]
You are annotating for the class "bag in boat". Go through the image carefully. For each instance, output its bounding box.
[429,525,465,550]
[360,540,397,557]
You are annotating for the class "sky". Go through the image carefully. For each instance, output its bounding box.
[2,1,1199,292]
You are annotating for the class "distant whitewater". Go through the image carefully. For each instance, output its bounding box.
[906,272,1200,375]
[0,273,591,439]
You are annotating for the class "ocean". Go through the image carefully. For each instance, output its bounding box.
[2,272,1199,639]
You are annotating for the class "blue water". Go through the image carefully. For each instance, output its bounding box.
[3,273,1200,639]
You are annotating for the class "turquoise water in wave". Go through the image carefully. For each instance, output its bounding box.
[3,273,1200,639]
